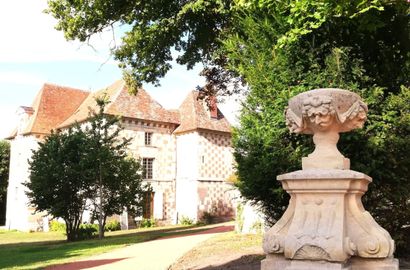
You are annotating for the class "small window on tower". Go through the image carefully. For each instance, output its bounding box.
[145,132,153,146]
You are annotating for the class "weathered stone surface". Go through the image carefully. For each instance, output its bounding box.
[261,254,399,270]
[285,88,367,170]
[263,170,395,262]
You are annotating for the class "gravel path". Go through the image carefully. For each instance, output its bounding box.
[46,225,234,270]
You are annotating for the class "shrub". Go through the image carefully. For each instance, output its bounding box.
[179,216,194,225]
[200,211,215,225]
[105,220,121,232]
[49,220,66,232]
[140,218,156,228]
[236,204,244,233]
[78,223,98,240]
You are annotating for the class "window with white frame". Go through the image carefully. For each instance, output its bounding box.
[143,158,154,179]
[144,132,153,146]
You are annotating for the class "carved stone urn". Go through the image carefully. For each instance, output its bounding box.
[261,89,399,270]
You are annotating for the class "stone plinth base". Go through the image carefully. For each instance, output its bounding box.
[261,254,399,270]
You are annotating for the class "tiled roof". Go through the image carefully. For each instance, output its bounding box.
[59,80,180,128]
[106,83,180,124]
[12,80,231,138]
[173,91,231,134]
[22,83,89,135]
[58,80,124,128]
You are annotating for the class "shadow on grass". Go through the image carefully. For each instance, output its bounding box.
[46,258,128,270]
[0,224,231,269]
[198,254,265,270]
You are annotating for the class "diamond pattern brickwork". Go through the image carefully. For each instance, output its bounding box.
[198,131,233,180]
[197,181,236,221]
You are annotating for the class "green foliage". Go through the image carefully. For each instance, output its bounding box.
[140,218,156,228]
[78,224,98,240]
[236,203,244,233]
[83,96,147,239]
[46,0,233,90]
[26,128,92,241]
[179,216,194,226]
[27,96,147,241]
[49,220,66,232]
[0,140,10,225]
[226,1,410,253]
[50,220,121,234]
[105,220,121,232]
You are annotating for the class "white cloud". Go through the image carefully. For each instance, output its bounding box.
[0,1,118,64]
[0,105,18,139]
[0,71,45,86]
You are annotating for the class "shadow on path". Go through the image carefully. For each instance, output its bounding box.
[198,254,264,270]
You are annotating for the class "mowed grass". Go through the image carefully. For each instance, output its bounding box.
[0,225,206,270]
[169,231,264,270]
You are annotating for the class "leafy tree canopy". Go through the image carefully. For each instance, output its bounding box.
[0,140,10,225]
[0,140,10,201]
[226,0,410,254]
[26,128,92,241]
[46,0,403,95]
[27,97,147,241]
[84,96,146,239]
[46,0,234,93]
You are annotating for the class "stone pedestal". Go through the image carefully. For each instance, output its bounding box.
[262,254,399,270]
[262,170,397,269]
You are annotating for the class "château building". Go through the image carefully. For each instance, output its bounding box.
[5,80,236,231]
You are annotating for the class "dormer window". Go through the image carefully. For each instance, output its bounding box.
[145,132,153,146]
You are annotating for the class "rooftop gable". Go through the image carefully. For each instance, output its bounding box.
[106,83,180,124]
[173,91,231,134]
[21,83,89,135]
[59,80,180,128]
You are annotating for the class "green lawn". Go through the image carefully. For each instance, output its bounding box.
[0,225,208,270]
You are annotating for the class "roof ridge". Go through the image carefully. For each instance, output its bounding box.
[23,86,44,134]
[43,82,89,94]
[137,87,167,109]
[101,80,126,113]
[191,91,201,129]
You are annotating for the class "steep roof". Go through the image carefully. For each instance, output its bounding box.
[22,83,89,135]
[59,80,180,128]
[105,82,180,124]
[11,81,231,138]
[173,91,231,134]
[58,80,124,128]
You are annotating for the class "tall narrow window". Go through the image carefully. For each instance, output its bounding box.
[145,132,153,145]
[143,158,154,179]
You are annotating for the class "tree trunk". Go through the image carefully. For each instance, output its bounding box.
[98,163,104,239]
[66,220,75,241]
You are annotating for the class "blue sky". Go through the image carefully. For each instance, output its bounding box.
[0,1,240,139]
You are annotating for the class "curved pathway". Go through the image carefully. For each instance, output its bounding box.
[47,225,234,270]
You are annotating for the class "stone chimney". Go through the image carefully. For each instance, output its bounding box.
[210,96,218,119]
